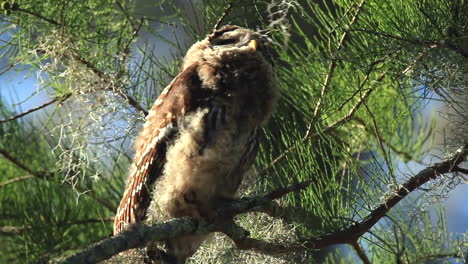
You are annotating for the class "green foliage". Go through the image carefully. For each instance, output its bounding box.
[0,0,466,263]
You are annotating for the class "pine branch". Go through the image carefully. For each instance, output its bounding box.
[17,8,61,26]
[0,63,16,76]
[307,0,365,134]
[0,217,113,235]
[0,175,34,188]
[0,94,72,124]
[0,149,37,175]
[61,197,268,264]
[213,0,236,30]
[259,46,400,177]
[351,241,371,264]
[0,148,116,212]
[61,145,467,263]
[299,144,467,248]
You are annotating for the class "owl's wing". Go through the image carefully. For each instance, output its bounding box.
[113,64,203,235]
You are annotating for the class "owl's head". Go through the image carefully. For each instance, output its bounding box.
[208,25,266,52]
[181,25,272,71]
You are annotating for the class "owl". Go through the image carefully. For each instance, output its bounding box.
[113,25,278,263]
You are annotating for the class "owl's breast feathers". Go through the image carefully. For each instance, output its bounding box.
[114,47,276,234]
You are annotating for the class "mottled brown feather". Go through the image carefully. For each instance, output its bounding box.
[113,63,202,235]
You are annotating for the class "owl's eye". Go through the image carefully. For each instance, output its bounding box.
[215,38,237,46]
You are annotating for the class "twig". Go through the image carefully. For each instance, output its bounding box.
[213,0,236,30]
[338,47,401,111]
[0,175,34,188]
[454,166,468,174]
[265,179,313,200]
[362,100,397,184]
[351,241,372,264]
[0,217,114,235]
[61,145,467,263]
[0,63,16,76]
[77,188,117,212]
[114,89,149,116]
[116,17,144,81]
[351,117,415,162]
[304,0,365,139]
[115,1,137,31]
[0,149,37,175]
[0,148,116,212]
[67,42,149,116]
[17,8,61,26]
[300,144,467,248]
[0,93,72,124]
[258,72,382,177]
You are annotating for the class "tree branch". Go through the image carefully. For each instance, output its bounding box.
[300,144,467,248]
[61,145,467,263]
[259,47,399,177]
[0,217,113,235]
[0,93,72,124]
[306,0,365,136]
[351,241,371,264]
[0,148,116,212]
[0,175,34,188]
[213,0,236,30]
[0,149,37,175]
[17,8,61,26]
[62,197,268,263]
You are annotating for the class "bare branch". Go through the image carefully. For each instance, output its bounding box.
[61,145,467,263]
[0,94,72,124]
[307,0,365,134]
[265,179,313,200]
[115,1,137,31]
[351,116,416,162]
[17,8,61,26]
[62,197,267,263]
[454,166,468,174]
[213,1,236,30]
[0,175,34,188]
[114,89,149,116]
[363,100,397,183]
[0,63,16,76]
[116,17,144,81]
[300,144,467,248]
[351,241,372,264]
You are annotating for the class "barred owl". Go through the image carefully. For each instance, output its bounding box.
[113,25,278,263]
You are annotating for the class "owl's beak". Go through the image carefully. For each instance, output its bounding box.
[248,40,258,51]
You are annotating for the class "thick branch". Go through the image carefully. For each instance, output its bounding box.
[62,197,268,263]
[62,145,466,263]
[301,144,467,248]
[351,241,371,264]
